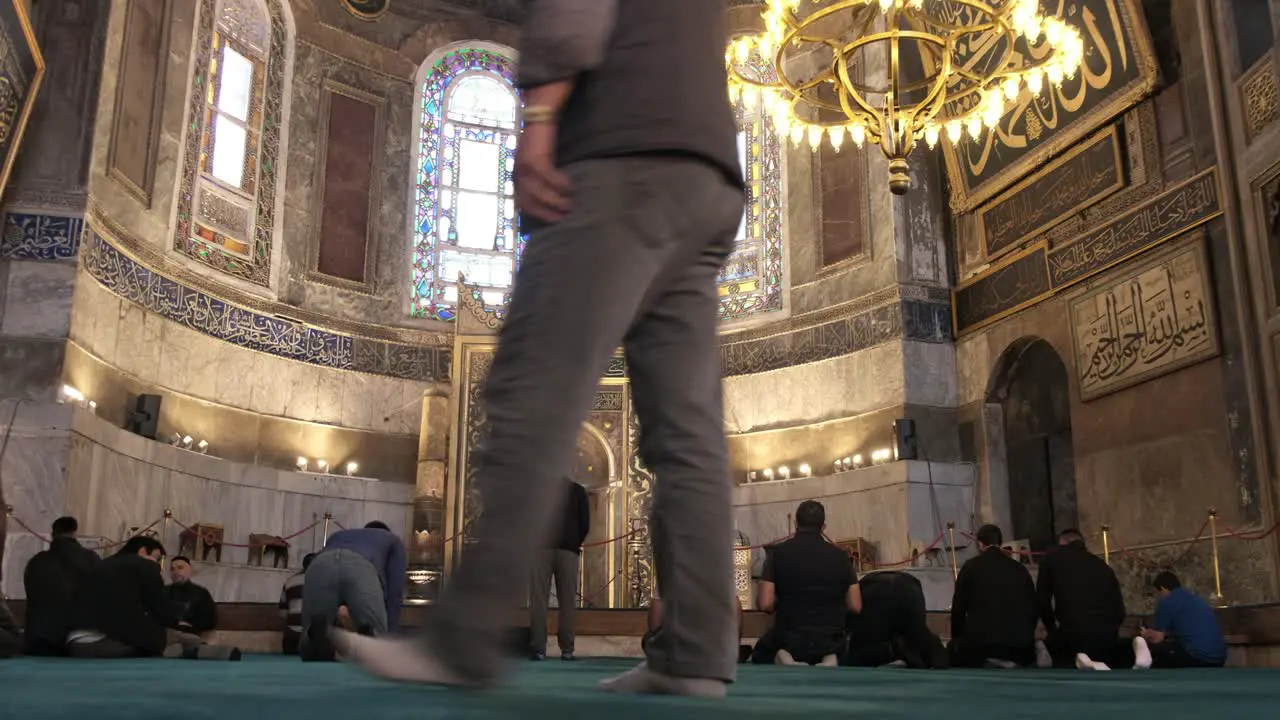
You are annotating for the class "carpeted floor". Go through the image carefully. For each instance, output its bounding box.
[0,655,1274,719]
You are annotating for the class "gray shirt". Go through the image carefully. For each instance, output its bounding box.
[518,0,742,186]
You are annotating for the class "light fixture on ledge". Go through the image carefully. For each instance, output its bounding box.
[296,456,308,472]
[345,461,359,476]
[316,459,330,474]
[727,0,1084,194]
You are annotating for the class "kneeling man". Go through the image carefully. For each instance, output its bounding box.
[301,521,406,661]
[755,501,861,666]
[949,524,1038,668]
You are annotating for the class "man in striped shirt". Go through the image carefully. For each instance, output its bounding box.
[279,553,316,656]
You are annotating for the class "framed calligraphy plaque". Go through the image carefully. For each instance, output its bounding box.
[977,124,1124,259]
[942,0,1157,211]
[953,241,1053,335]
[1069,238,1219,401]
[0,0,43,205]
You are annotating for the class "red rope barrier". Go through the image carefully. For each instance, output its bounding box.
[169,517,322,549]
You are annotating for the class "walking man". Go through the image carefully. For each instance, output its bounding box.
[529,478,590,661]
[336,0,744,699]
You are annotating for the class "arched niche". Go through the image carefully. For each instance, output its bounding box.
[571,423,619,609]
[984,336,1079,552]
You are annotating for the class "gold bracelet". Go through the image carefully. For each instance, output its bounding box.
[523,104,558,125]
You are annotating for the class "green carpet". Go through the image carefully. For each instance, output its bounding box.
[0,655,1274,719]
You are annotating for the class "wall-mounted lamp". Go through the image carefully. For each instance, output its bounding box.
[296,456,309,471]
[317,459,330,474]
[799,463,812,477]
[196,440,209,454]
[58,384,85,405]
[346,461,359,476]
[777,465,791,480]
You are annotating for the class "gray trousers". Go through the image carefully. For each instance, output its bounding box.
[529,549,581,654]
[422,156,743,684]
[301,549,388,655]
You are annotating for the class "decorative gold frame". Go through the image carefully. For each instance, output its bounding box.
[950,239,1053,337]
[306,79,385,295]
[942,0,1158,212]
[0,0,45,206]
[1249,157,1280,314]
[340,0,390,21]
[1066,235,1219,401]
[975,123,1125,261]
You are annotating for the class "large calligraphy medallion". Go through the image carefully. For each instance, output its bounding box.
[1069,240,1218,400]
[942,0,1156,211]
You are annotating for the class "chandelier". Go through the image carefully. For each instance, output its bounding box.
[727,0,1085,194]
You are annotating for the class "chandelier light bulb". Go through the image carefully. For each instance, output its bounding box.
[965,115,982,139]
[850,123,866,147]
[1027,71,1044,96]
[828,125,845,151]
[742,86,757,109]
[945,121,962,144]
[1002,77,1021,101]
[734,39,750,64]
[879,0,893,11]
[789,124,804,146]
[807,125,823,150]
[924,124,940,149]
[1047,63,1064,86]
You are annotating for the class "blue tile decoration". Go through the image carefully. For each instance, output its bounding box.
[82,231,448,382]
[0,212,84,260]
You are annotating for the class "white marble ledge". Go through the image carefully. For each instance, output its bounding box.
[734,460,976,507]
[69,408,412,504]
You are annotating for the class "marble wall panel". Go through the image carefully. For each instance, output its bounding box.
[0,338,65,402]
[901,340,959,409]
[723,341,905,433]
[0,261,76,338]
[68,269,431,435]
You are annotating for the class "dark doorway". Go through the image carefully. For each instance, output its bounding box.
[987,338,1078,553]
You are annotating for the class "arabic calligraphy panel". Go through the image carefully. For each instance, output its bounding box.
[953,243,1053,334]
[1069,239,1219,401]
[0,0,43,205]
[1046,169,1222,289]
[942,0,1157,211]
[977,124,1124,258]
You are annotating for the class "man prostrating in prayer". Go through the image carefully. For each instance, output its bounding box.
[335,0,745,699]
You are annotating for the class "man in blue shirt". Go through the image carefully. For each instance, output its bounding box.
[1134,571,1226,669]
[300,522,406,661]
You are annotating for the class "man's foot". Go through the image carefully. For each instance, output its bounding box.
[1075,653,1111,671]
[774,649,799,666]
[300,615,337,662]
[529,650,546,661]
[332,630,469,686]
[1034,640,1052,669]
[881,659,908,668]
[598,662,726,699]
[984,658,1018,669]
[560,652,576,661]
[891,635,925,669]
[818,654,839,667]
[1132,637,1153,670]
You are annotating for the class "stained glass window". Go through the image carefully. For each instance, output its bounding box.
[190,0,270,259]
[412,48,521,320]
[721,52,784,322]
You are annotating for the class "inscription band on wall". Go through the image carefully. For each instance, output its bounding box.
[977,124,1125,259]
[1069,239,1219,401]
[954,168,1223,336]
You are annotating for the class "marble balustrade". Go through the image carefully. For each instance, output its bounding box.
[2,407,412,602]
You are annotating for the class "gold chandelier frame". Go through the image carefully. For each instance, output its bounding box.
[728,0,1085,193]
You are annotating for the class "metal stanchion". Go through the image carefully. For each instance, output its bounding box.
[1208,508,1227,607]
[163,508,173,546]
[323,511,333,546]
[1101,524,1110,566]
[947,521,958,580]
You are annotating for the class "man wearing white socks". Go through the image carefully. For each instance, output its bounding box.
[1129,572,1227,670]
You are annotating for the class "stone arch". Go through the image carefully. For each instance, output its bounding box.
[984,336,1078,553]
[572,423,619,608]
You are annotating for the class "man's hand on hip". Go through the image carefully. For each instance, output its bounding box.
[515,122,572,224]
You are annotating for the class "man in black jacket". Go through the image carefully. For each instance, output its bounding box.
[66,535,179,658]
[1038,528,1129,669]
[23,516,100,655]
[950,524,1039,668]
[166,556,218,634]
[846,571,948,669]
[529,478,589,661]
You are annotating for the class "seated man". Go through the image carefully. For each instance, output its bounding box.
[1133,572,1227,669]
[754,500,861,666]
[279,553,317,656]
[22,515,100,655]
[0,599,19,659]
[166,556,218,635]
[846,570,948,669]
[949,524,1038,668]
[301,521,406,661]
[1038,528,1130,670]
[66,536,239,660]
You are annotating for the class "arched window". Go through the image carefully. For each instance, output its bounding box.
[721,52,784,322]
[411,47,521,321]
[174,0,289,287]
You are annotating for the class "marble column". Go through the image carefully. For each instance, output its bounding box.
[408,386,450,602]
